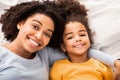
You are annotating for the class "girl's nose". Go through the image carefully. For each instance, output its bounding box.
[75,36,81,42]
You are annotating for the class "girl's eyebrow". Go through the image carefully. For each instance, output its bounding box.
[64,30,86,37]
[79,30,86,32]
[64,32,72,37]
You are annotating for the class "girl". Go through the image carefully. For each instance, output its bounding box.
[50,0,113,80]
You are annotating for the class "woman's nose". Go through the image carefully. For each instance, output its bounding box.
[35,31,43,40]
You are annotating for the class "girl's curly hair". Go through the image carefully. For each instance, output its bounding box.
[56,0,93,46]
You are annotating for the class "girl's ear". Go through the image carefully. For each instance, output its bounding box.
[17,21,24,30]
[60,43,66,52]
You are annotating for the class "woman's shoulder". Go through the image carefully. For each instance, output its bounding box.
[0,45,13,64]
[0,45,10,56]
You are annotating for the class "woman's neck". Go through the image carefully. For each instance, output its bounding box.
[4,41,35,59]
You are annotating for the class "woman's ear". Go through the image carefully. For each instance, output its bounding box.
[17,21,24,30]
[60,43,66,52]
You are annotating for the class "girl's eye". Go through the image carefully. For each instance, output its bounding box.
[80,34,86,37]
[67,37,73,40]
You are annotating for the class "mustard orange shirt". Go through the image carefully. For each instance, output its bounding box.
[50,58,113,80]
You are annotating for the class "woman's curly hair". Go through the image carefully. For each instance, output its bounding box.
[0,1,65,49]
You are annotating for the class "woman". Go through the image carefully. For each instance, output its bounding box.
[0,1,65,80]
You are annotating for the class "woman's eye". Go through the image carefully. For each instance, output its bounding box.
[44,33,51,38]
[34,26,38,30]
[32,25,38,30]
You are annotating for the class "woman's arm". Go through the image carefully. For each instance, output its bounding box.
[45,47,115,67]
[88,49,115,68]
[47,47,67,67]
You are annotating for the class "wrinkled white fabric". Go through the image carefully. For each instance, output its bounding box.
[0,0,120,59]
[80,0,120,59]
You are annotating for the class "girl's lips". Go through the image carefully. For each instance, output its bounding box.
[73,44,84,48]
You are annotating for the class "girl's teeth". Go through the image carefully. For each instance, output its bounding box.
[75,44,83,48]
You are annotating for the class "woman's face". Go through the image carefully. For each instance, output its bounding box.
[61,21,90,57]
[16,13,54,53]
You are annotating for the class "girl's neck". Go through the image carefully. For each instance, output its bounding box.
[68,53,88,63]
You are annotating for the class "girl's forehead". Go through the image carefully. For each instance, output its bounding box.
[65,22,85,31]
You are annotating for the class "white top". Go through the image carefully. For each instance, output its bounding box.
[0,46,48,80]
[0,46,68,80]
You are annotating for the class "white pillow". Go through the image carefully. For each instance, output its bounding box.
[81,0,120,59]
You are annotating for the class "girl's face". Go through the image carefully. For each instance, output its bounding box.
[61,21,90,57]
[16,13,54,53]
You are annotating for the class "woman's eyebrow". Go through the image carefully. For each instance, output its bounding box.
[32,19,53,33]
[47,29,54,33]
[32,19,42,26]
